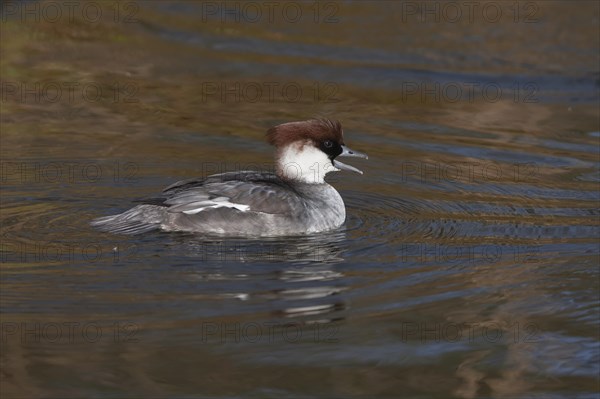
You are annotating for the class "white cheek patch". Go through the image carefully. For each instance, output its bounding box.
[278,142,338,184]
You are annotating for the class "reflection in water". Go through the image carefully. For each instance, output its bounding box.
[166,231,349,322]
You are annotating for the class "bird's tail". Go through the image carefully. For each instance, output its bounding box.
[91,205,166,235]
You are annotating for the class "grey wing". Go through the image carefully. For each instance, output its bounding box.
[164,177,305,216]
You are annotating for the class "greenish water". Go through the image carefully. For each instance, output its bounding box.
[1,1,599,398]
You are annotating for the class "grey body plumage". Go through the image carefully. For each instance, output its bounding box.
[92,171,346,236]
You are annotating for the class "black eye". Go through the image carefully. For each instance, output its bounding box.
[324,140,333,148]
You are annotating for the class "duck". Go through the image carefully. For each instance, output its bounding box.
[91,118,367,236]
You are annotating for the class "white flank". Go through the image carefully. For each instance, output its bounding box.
[182,201,250,215]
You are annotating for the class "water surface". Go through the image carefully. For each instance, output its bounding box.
[1,1,599,398]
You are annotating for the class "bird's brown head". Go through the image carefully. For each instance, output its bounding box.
[267,118,345,159]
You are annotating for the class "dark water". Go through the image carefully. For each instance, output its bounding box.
[1,1,599,398]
